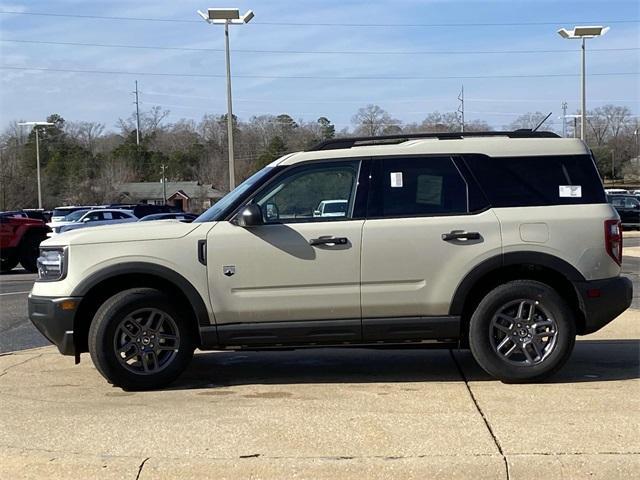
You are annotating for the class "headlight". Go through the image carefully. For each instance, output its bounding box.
[37,247,67,281]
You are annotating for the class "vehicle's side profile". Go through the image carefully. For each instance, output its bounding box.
[28,131,633,390]
[55,209,138,235]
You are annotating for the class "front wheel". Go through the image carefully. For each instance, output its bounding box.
[89,288,195,390]
[469,280,575,383]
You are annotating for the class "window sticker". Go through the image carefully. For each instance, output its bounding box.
[559,185,582,198]
[390,172,403,188]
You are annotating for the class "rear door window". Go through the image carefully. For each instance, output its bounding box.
[463,154,605,207]
[369,156,468,217]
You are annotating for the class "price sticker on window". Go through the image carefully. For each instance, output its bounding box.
[559,185,582,198]
[390,172,403,188]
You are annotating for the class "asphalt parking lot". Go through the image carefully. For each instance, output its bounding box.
[0,235,638,479]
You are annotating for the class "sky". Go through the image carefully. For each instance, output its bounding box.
[0,0,638,132]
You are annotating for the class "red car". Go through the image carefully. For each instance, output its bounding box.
[0,213,50,272]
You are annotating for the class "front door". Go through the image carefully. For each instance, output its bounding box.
[206,159,365,346]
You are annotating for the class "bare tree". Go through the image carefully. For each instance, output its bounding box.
[352,105,401,136]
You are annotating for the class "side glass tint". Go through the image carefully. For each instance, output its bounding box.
[377,157,468,217]
[253,161,360,223]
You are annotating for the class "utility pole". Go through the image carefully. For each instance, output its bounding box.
[457,84,465,133]
[161,164,167,205]
[561,102,568,137]
[134,80,141,146]
[611,150,615,187]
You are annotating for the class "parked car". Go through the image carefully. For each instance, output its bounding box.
[313,199,348,217]
[608,195,640,229]
[46,209,91,236]
[29,131,632,390]
[138,213,198,222]
[0,213,49,272]
[604,188,629,196]
[56,209,138,235]
[50,206,97,223]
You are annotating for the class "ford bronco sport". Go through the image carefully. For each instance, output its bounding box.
[28,131,633,390]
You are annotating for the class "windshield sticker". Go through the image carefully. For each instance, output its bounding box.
[390,172,403,188]
[559,185,582,198]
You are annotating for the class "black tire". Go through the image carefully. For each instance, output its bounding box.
[469,280,576,383]
[1,251,19,273]
[89,288,195,390]
[18,233,43,272]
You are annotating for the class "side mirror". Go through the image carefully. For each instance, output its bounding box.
[236,204,263,227]
[313,210,321,217]
[82,218,91,223]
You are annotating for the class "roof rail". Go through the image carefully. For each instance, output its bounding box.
[307,130,560,151]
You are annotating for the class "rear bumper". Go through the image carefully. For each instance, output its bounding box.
[574,276,633,335]
[28,294,80,355]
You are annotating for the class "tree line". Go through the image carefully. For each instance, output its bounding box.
[0,104,637,210]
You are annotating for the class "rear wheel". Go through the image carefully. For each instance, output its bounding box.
[89,288,195,390]
[0,251,19,273]
[469,280,575,383]
[19,233,44,272]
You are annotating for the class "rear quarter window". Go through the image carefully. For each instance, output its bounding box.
[463,154,605,207]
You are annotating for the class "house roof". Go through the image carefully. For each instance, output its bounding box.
[117,181,225,200]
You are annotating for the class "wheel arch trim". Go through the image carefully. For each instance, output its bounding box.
[449,251,586,316]
[70,262,212,327]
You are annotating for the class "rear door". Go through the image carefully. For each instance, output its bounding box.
[360,155,502,341]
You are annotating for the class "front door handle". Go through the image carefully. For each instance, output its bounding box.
[309,236,348,246]
[441,230,481,241]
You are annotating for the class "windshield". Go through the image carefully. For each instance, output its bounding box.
[64,209,89,221]
[195,166,277,222]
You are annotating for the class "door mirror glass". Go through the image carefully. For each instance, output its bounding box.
[236,204,264,227]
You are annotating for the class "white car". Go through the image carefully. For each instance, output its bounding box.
[313,199,348,217]
[47,209,91,237]
[57,209,137,235]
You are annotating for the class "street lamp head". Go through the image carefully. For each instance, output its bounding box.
[207,8,240,20]
[242,10,254,23]
[198,7,254,24]
[557,25,610,39]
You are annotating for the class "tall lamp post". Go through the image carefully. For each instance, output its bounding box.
[198,7,254,191]
[557,25,609,141]
[18,121,54,209]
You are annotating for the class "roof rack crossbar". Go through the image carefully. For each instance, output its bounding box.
[307,130,560,151]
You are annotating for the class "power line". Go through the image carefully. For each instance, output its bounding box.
[0,10,638,27]
[1,65,637,80]
[2,39,639,56]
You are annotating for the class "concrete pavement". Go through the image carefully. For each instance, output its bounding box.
[1,310,638,479]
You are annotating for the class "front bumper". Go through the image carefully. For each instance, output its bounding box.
[574,276,633,335]
[28,294,81,355]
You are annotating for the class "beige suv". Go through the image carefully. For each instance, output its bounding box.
[29,131,633,390]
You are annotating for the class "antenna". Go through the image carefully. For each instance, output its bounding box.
[457,85,465,133]
[533,112,553,132]
[561,102,568,137]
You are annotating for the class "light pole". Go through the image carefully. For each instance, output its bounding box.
[557,25,609,141]
[18,121,54,209]
[198,7,254,191]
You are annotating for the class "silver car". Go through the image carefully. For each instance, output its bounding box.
[57,209,137,234]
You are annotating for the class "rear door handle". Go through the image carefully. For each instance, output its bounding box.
[309,236,348,246]
[441,230,481,241]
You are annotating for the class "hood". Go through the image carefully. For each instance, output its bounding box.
[41,220,210,247]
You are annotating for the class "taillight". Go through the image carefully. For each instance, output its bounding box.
[604,219,622,266]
